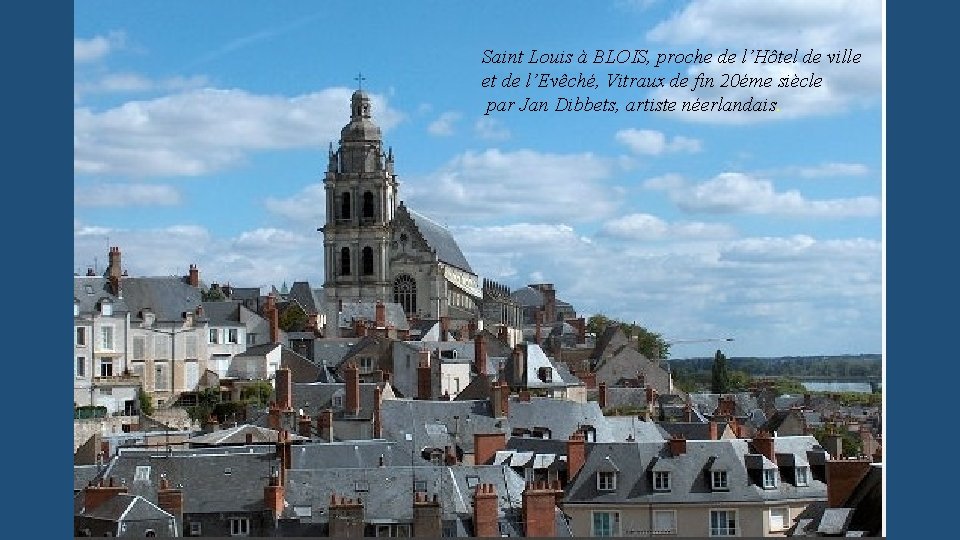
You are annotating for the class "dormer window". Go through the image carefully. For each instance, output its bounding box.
[597,471,617,491]
[712,470,729,490]
[795,466,809,486]
[74,302,79,317]
[762,469,778,489]
[100,300,113,316]
[538,366,553,383]
[654,471,670,491]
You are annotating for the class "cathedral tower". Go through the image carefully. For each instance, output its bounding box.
[321,89,399,334]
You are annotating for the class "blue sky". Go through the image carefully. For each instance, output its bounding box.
[74,0,882,359]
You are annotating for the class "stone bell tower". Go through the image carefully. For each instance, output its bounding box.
[321,87,399,335]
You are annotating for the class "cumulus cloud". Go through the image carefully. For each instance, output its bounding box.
[74,87,403,177]
[75,73,210,99]
[74,31,126,63]
[403,149,618,222]
[646,0,881,123]
[615,129,702,155]
[264,183,327,227]
[74,221,322,288]
[474,117,511,141]
[427,111,461,136]
[600,213,735,240]
[648,172,880,217]
[75,183,181,207]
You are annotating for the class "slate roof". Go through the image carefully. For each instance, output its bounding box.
[121,277,203,322]
[564,437,828,506]
[288,439,426,469]
[99,447,282,515]
[75,277,129,315]
[509,286,544,307]
[200,300,242,325]
[504,343,582,390]
[281,346,334,383]
[77,493,173,523]
[406,207,474,274]
[338,300,410,331]
[508,397,613,442]
[592,417,666,443]
[313,338,362,368]
[288,281,324,314]
[689,392,762,418]
[75,465,103,492]
[655,422,724,441]
[290,381,382,420]
[380,399,501,453]
[284,464,525,522]
[187,424,307,446]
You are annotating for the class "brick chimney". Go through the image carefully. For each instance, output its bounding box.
[709,420,719,440]
[518,390,531,402]
[157,477,184,528]
[474,334,487,376]
[373,386,382,438]
[329,494,365,538]
[668,434,687,456]
[375,301,386,328]
[598,382,608,410]
[534,309,543,345]
[511,345,525,386]
[83,477,128,512]
[468,319,478,340]
[276,368,292,411]
[413,492,442,537]
[344,363,360,416]
[499,382,510,417]
[264,473,284,519]
[567,432,586,480]
[439,316,449,341]
[576,316,586,344]
[188,264,199,287]
[317,408,334,442]
[823,429,844,459]
[444,445,458,465]
[826,459,872,507]
[107,246,122,296]
[752,430,776,464]
[276,429,292,487]
[497,324,508,344]
[473,484,499,537]
[417,350,432,400]
[266,295,280,344]
[522,481,557,537]
[298,414,312,437]
[474,433,506,466]
[490,380,505,418]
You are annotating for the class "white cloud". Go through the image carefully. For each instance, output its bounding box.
[74,32,126,63]
[615,129,702,155]
[600,213,735,240]
[403,149,618,222]
[427,111,461,136]
[646,0,881,123]
[264,183,327,227]
[74,87,403,177]
[649,172,880,217]
[74,221,322,288]
[75,73,210,99]
[795,162,870,178]
[75,183,181,207]
[474,117,511,141]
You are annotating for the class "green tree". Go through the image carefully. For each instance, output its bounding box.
[137,388,154,416]
[586,313,614,336]
[201,287,226,301]
[633,325,670,359]
[711,349,731,394]
[279,304,309,332]
[241,381,274,406]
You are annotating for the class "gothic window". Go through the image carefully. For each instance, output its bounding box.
[340,192,351,220]
[340,247,351,276]
[393,274,417,315]
[362,247,374,276]
[362,191,374,220]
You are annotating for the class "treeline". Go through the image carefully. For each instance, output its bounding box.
[668,355,881,379]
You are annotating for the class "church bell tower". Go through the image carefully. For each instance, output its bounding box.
[321,87,399,335]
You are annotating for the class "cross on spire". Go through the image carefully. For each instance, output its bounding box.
[354,72,366,90]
